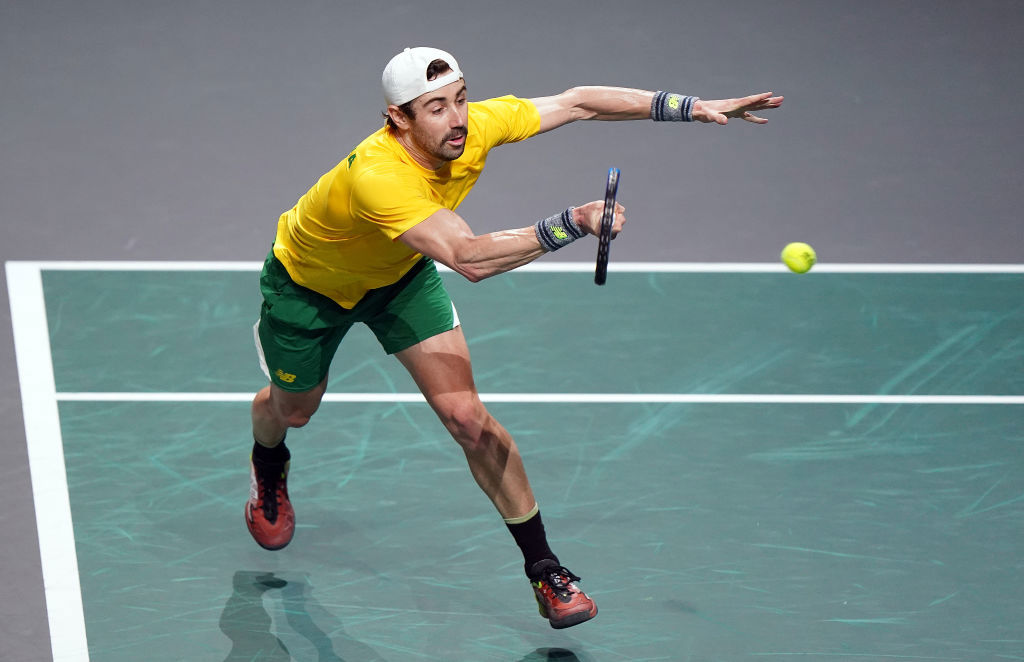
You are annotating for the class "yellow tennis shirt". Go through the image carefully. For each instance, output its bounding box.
[272,95,541,308]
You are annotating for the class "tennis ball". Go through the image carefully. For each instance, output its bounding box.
[781,242,816,273]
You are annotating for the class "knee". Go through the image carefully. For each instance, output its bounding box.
[439,398,490,449]
[281,407,315,429]
[276,397,320,428]
[262,388,322,429]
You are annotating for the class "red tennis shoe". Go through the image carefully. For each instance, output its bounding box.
[244,456,294,550]
[529,560,598,629]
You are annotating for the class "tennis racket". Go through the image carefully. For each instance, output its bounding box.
[594,167,620,286]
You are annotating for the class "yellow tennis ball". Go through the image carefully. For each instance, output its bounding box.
[781,242,816,273]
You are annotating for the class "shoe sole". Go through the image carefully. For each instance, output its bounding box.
[548,604,598,629]
[244,504,293,551]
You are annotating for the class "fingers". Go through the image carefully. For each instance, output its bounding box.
[743,91,774,105]
[742,95,783,123]
[715,92,783,124]
[580,200,627,237]
[746,95,784,112]
[574,200,614,236]
[611,203,626,238]
[749,94,783,111]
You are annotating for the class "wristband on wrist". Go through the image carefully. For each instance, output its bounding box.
[651,91,699,122]
[534,206,584,252]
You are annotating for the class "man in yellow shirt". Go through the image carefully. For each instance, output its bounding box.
[246,46,782,629]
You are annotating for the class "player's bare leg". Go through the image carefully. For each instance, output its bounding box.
[395,327,535,518]
[245,377,327,550]
[396,327,597,628]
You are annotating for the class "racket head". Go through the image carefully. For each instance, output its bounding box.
[594,167,620,285]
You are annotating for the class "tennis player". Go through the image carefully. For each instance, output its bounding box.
[246,46,782,629]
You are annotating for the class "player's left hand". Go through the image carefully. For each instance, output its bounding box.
[693,92,784,125]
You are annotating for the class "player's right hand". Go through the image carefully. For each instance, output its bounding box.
[575,200,626,239]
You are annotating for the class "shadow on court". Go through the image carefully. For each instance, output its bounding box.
[220,571,593,661]
[515,648,585,661]
[220,571,386,662]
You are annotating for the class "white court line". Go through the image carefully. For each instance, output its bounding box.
[6,260,1024,662]
[6,262,89,662]
[55,392,1024,405]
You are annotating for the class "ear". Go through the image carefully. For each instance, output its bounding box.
[387,105,412,130]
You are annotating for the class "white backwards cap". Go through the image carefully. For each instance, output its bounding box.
[382,47,463,107]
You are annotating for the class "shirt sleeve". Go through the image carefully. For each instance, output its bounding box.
[349,165,444,240]
[471,96,542,149]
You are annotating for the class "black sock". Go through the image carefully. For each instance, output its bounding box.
[506,510,558,578]
[252,436,290,464]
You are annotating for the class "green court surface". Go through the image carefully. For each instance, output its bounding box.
[13,264,1024,661]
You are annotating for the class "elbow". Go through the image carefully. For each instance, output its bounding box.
[561,87,597,121]
[449,251,491,282]
[445,237,502,283]
[452,262,489,283]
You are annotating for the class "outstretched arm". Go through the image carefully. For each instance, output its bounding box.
[529,86,783,133]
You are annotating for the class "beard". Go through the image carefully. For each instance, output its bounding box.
[412,123,468,163]
[433,126,468,161]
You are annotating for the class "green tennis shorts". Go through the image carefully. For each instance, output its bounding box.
[254,252,459,392]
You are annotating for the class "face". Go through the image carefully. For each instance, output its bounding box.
[397,80,469,166]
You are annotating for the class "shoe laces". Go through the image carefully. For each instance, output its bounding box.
[540,565,581,596]
[254,460,284,522]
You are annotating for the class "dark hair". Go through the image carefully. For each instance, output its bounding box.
[383,58,455,129]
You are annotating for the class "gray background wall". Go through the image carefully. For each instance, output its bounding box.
[3,1,1022,660]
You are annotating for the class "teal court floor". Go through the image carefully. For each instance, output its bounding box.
[8,262,1024,662]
